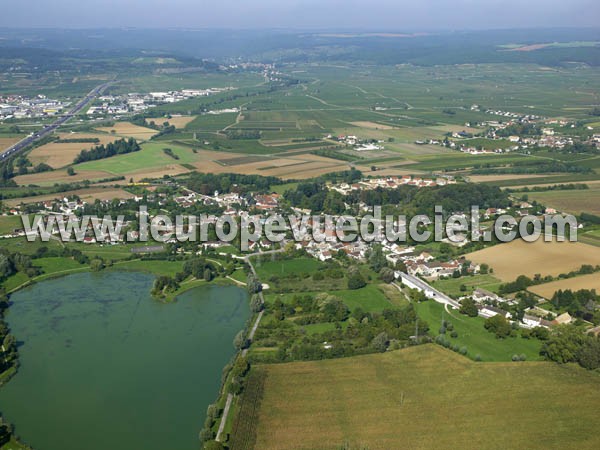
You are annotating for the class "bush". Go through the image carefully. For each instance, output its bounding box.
[347,271,366,290]
[450,331,458,338]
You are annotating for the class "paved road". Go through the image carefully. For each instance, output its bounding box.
[0,81,114,160]
[398,272,461,309]
[215,393,233,442]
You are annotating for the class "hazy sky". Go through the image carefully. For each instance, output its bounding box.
[1,0,598,29]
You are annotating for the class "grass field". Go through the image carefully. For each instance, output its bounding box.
[0,215,25,234]
[430,274,502,297]
[466,239,600,282]
[254,257,324,279]
[518,185,600,216]
[246,345,600,450]
[528,272,600,299]
[265,284,393,313]
[415,300,542,361]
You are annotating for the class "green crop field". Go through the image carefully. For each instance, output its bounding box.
[75,142,197,175]
[240,345,600,450]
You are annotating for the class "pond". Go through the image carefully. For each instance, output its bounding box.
[0,271,249,450]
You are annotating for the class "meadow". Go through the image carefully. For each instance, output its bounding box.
[265,284,394,313]
[518,185,600,216]
[243,345,600,450]
[430,273,503,298]
[414,300,542,361]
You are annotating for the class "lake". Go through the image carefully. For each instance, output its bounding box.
[0,271,249,450]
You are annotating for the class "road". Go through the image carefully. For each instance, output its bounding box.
[0,81,114,160]
[397,272,461,309]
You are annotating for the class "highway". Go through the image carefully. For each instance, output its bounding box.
[0,81,113,161]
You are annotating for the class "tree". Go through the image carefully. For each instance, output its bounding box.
[347,271,366,290]
[198,428,214,443]
[459,298,479,317]
[250,294,264,313]
[203,268,213,282]
[233,330,248,350]
[90,259,104,272]
[379,267,395,284]
[67,167,76,176]
[540,326,587,364]
[371,332,388,352]
[484,314,512,338]
[368,244,386,273]
[577,337,600,370]
[247,273,262,294]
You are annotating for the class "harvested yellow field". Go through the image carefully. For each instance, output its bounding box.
[529,273,600,299]
[0,137,22,151]
[243,345,600,450]
[430,124,481,134]
[466,239,600,282]
[258,161,348,179]
[13,169,114,187]
[354,166,421,176]
[349,121,396,130]
[125,164,191,182]
[5,188,134,207]
[96,122,157,141]
[28,133,120,168]
[146,115,196,129]
[468,174,550,183]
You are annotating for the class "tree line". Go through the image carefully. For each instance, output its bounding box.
[73,138,140,164]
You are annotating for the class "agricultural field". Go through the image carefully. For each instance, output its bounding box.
[0,215,25,234]
[529,273,600,299]
[27,133,120,168]
[12,169,115,187]
[0,136,23,151]
[517,185,600,216]
[245,345,600,450]
[147,115,196,129]
[468,174,551,183]
[4,187,134,207]
[466,239,600,282]
[95,122,157,141]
